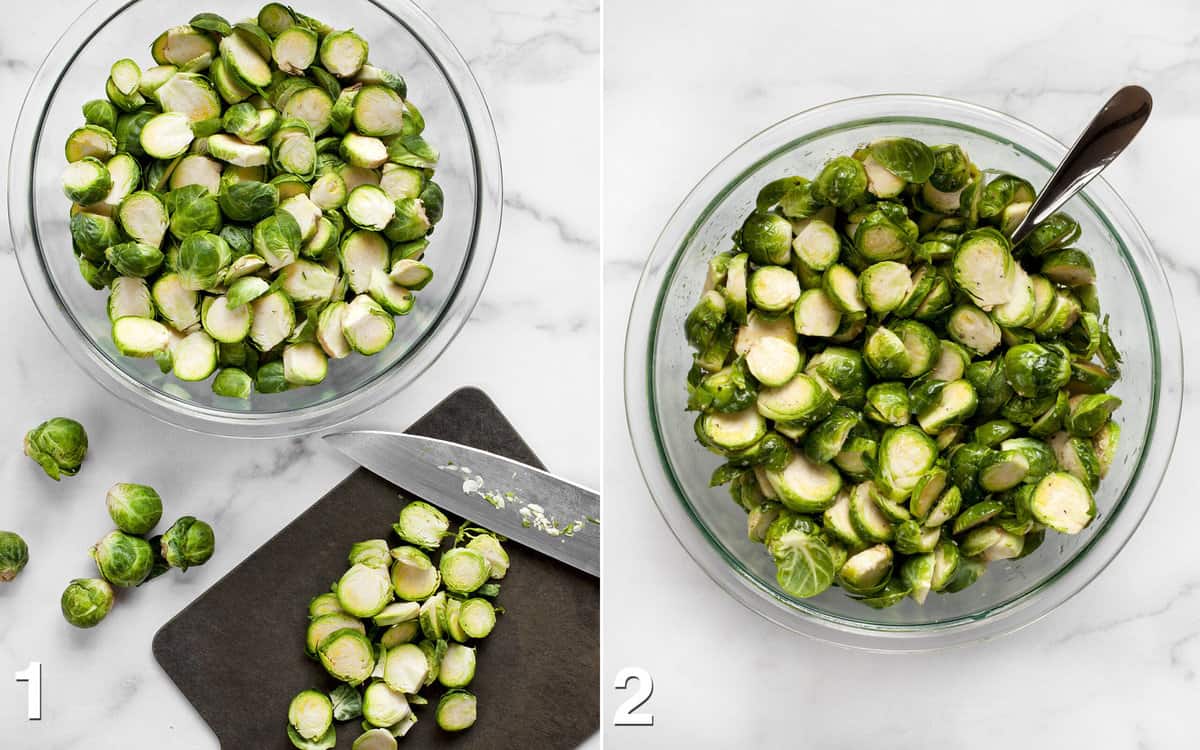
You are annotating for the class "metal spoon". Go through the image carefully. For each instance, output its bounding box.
[1009,85,1152,247]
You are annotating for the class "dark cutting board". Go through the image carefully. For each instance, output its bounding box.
[153,387,599,748]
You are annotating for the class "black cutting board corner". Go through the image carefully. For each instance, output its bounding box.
[153,387,599,748]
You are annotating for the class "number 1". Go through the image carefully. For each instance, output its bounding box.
[15,661,41,720]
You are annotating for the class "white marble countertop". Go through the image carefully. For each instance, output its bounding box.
[0,0,599,746]
[604,0,1199,747]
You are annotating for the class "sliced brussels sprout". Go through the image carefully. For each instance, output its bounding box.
[283,342,328,386]
[199,296,250,344]
[306,612,364,655]
[137,112,194,160]
[212,367,252,398]
[66,125,118,163]
[838,544,893,594]
[249,290,296,351]
[878,425,938,497]
[859,261,911,314]
[149,273,200,331]
[394,501,450,551]
[112,316,170,357]
[62,157,113,205]
[745,266,799,314]
[813,156,868,210]
[961,524,1024,561]
[915,379,977,434]
[345,185,395,230]
[320,30,369,78]
[893,520,940,555]
[436,690,477,732]
[792,288,841,338]
[908,468,948,522]
[171,330,217,381]
[952,228,1014,310]
[792,218,840,270]
[319,628,376,685]
[862,326,908,379]
[946,304,1001,356]
[368,269,415,315]
[207,133,271,167]
[1093,420,1120,478]
[342,294,395,355]
[1041,248,1096,287]
[388,259,433,291]
[765,450,842,513]
[289,690,334,743]
[459,598,497,639]
[848,482,893,543]
[924,485,963,528]
[901,552,936,605]
[744,337,800,388]
[1065,393,1121,437]
[107,277,153,322]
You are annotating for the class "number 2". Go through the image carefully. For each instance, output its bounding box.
[612,666,654,726]
[15,661,41,720]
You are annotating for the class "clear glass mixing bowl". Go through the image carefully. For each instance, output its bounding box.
[625,94,1183,651]
[9,0,501,437]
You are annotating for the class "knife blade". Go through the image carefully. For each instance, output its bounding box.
[322,430,600,577]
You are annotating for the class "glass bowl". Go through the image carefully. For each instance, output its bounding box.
[625,94,1183,651]
[8,0,501,437]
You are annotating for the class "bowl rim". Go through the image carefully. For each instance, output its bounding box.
[8,0,503,438]
[624,92,1184,651]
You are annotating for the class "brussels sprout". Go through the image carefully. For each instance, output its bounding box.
[394,501,450,551]
[803,406,859,464]
[390,546,441,601]
[947,304,1001,356]
[1093,420,1120,478]
[767,519,835,598]
[320,30,369,78]
[83,99,119,131]
[1066,393,1122,437]
[838,544,893,594]
[342,295,394,355]
[792,288,842,338]
[217,180,279,222]
[386,134,438,168]
[105,483,163,536]
[112,317,171,357]
[62,157,113,205]
[161,516,215,571]
[61,578,115,628]
[283,342,329,386]
[389,259,433,291]
[437,643,476,689]
[288,690,334,743]
[952,228,1014,310]
[274,26,318,75]
[792,217,841,270]
[66,125,118,163]
[1002,342,1070,399]
[878,426,938,496]
[812,156,867,210]
[319,628,376,686]
[862,326,909,379]
[107,276,153,322]
[177,231,231,290]
[0,531,29,583]
[24,417,88,480]
[915,379,977,434]
[70,211,123,262]
[747,266,800,314]
[352,728,398,750]
[351,85,406,137]
[345,185,396,231]
[91,530,155,587]
[138,112,195,160]
[893,520,940,555]
[212,367,253,398]
[362,681,411,729]
[736,211,791,266]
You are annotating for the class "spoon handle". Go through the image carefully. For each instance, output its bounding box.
[1009,85,1152,247]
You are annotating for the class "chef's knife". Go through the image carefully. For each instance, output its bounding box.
[323,430,600,577]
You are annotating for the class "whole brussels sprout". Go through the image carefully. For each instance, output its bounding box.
[105,483,164,535]
[91,531,155,587]
[161,516,216,571]
[24,417,88,480]
[61,578,115,628]
[177,231,232,291]
[0,531,29,582]
[83,99,119,132]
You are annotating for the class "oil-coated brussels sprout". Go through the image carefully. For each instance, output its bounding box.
[686,138,1124,607]
[289,690,334,743]
[24,417,88,480]
[92,530,155,587]
[0,531,29,582]
[160,516,215,571]
[105,483,164,535]
[61,578,116,628]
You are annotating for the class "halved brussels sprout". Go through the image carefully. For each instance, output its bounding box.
[320,30,369,78]
[318,628,376,685]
